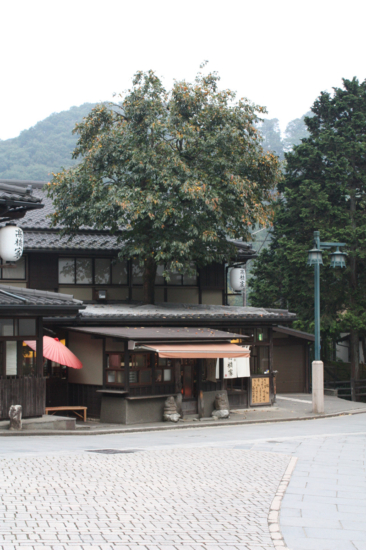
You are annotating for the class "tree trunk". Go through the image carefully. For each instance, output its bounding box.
[349,190,359,400]
[143,257,157,304]
[361,337,366,366]
[350,328,359,401]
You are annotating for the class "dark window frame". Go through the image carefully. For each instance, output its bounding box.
[58,256,129,286]
[105,352,174,387]
[0,255,27,282]
[132,261,198,287]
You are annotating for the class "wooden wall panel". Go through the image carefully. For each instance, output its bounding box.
[199,263,225,289]
[0,377,46,419]
[273,344,306,393]
[28,254,59,290]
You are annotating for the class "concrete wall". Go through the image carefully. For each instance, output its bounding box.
[59,286,128,301]
[67,331,103,386]
[103,288,129,300]
[105,338,125,352]
[167,288,199,304]
[59,286,93,301]
[201,290,223,305]
[202,390,220,417]
[100,395,170,424]
[57,285,222,305]
[3,282,27,288]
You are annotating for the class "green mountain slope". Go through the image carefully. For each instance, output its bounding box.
[0,103,95,180]
[0,103,310,182]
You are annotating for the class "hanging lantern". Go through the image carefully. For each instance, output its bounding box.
[330,246,347,268]
[230,267,246,292]
[0,224,24,262]
[307,247,323,266]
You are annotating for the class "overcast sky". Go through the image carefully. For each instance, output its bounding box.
[1,0,365,140]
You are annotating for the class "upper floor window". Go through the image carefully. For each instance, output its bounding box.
[0,318,36,337]
[0,256,26,280]
[132,261,198,286]
[58,257,128,285]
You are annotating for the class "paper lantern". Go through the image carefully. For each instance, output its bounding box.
[0,225,24,262]
[230,267,246,292]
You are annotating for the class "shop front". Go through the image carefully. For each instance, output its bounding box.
[66,326,251,424]
[0,284,83,420]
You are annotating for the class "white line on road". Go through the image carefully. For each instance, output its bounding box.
[276,395,312,403]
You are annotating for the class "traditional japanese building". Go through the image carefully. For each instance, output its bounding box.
[0,179,313,424]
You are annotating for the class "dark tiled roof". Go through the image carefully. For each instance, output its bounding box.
[67,326,245,341]
[3,182,119,251]
[24,231,120,251]
[3,181,255,257]
[16,186,62,229]
[0,284,83,310]
[0,182,42,205]
[77,302,296,323]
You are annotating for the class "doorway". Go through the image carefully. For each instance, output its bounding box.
[181,359,197,414]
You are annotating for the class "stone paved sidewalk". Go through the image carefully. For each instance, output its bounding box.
[242,430,366,550]
[0,448,291,550]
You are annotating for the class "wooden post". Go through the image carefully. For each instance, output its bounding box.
[219,358,224,390]
[197,359,204,418]
[269,327,274,402]
[198,268,202,304]
[197,359,202,394]
[124,345,130,392]
[36,317,43,378]
[174,360,182,394]
[102,338,107,388]
[305,343,310,393]
[151,352,156,394]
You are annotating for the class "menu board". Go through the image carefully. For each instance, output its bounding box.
[251,377,270,405]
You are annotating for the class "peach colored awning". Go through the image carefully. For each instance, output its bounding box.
[137,343,251,359]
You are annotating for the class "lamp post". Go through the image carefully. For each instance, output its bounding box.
[308,230,347,413]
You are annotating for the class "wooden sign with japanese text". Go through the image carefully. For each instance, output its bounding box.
[251,376,270,405]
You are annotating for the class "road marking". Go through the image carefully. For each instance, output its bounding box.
[277,395,312,403]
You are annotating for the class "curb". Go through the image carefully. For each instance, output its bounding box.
[268,456,298,549]
[1,407,366,436]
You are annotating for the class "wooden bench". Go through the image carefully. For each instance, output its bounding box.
[45,406,87,422]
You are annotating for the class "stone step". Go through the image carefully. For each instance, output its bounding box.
[182,414,200,421]
[0,414,76,431]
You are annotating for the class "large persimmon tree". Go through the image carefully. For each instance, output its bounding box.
[47,68,280,303]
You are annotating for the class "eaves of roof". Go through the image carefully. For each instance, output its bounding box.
[0,284,85,314]
[46,313,296,327]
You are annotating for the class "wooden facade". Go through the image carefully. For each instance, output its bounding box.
[0,376,46,419]
[43,324,277,421]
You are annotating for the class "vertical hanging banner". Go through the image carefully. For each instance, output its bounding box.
[236,356,250,377]
[224,358,237,378]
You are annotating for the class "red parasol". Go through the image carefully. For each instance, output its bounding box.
[24,336,83,369]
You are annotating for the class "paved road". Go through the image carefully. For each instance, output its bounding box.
[1,413,366,550]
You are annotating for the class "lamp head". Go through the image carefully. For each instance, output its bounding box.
[330,247,347,268]
[308,247,323,266]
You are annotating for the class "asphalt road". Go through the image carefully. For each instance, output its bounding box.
[1,413,366,550]
[1,411,365,456]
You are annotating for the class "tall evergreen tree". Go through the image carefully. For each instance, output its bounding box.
[250,78,366,385]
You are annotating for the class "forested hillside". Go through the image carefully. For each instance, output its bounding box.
[0,103,95,180]
[0,103,309,181]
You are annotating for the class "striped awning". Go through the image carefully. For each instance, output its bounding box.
[136,343,251,359]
